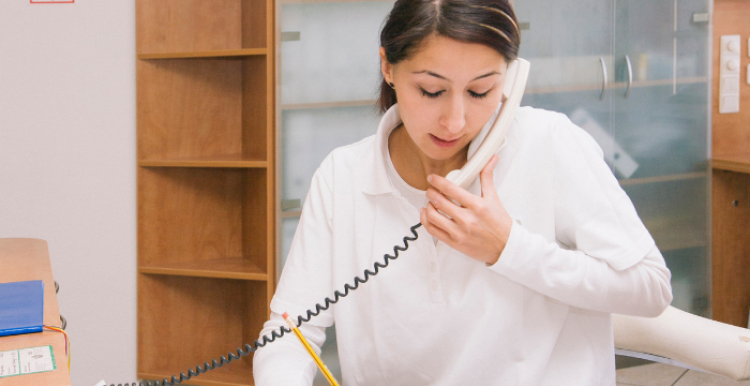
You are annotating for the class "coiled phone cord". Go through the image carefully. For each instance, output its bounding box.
[110,222,422,386]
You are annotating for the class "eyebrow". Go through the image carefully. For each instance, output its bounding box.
[412,70,500,81]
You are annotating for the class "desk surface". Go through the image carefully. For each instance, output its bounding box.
[0,238,71,386]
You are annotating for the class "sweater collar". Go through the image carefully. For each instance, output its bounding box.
[362,104,402,196]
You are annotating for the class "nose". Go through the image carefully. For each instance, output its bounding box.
[439,93,466,134]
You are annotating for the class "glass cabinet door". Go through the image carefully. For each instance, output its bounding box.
[276,1,712,381]
[513,0,616,170]
[278,1,395,266]
[277,1,396,383]
[614,0,711,317]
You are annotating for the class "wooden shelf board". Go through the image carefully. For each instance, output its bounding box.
[138,48,267,60]
[139,258,268,281]
[139,156,268,169]
[281,210,302,219]
[618,172,707,186]
[138,371,253,386]
[712,153,750,174]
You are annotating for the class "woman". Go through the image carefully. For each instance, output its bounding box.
[254,0,672,384]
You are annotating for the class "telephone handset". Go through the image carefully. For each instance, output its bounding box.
[446,58,530,190]
[108,61,530,386]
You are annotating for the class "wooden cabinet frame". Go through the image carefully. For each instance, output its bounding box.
[136,1,275,384]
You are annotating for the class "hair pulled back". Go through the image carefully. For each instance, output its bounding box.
[378,0,520,112]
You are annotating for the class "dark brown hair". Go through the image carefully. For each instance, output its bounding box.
[378,0,521,112]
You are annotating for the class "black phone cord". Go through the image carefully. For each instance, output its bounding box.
[110,222,422,386]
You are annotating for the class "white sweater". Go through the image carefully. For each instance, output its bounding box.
[253,105,672,386]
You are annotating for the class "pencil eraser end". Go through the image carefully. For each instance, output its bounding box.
[282,312,289,319]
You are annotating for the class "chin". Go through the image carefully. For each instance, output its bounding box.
[423,143,467,161]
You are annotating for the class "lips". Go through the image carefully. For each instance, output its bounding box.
[430,134,461,149]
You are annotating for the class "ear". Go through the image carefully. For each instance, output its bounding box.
[379,47,393,85]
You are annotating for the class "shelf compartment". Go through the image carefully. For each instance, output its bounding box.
[139,168,269,274]
[139,155,268,169]
[137,56,268,161]
[140,258,268,281]
[136,0,268,54]
[139,48,267,60]
[138,276,269,386]
[712,153,750,175]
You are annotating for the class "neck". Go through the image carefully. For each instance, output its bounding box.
[388,124,468,191]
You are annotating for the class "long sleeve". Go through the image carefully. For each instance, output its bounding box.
[487,113,672,317]
[253,312,328,386]
[490,225,672,316]
[254,159,336,384]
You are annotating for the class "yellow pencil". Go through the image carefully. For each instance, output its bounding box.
[283,312,340,386]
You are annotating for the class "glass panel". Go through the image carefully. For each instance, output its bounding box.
[280,1,395,106]
[612,84,708,177]
[613,0,710,179]
[280,217,300,269]
[281,105,381,203]
[622,176,710,317]
[314,326,342,386]
[614,0,710,316]
[663,247,710,318]
[279,1,392,375]
[513,0,616,171]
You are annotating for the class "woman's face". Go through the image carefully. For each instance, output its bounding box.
[380,34,508,162]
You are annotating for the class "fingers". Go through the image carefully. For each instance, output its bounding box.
[425,187,464,223]
[427,154,500,207]
[420,207,451,242]
[426,174,477,209]
[421,203,459,240]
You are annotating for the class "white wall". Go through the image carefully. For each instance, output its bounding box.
[0,1,136,385]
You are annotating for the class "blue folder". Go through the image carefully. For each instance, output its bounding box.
[0,280,44,337]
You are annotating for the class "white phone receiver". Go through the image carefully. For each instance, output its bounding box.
[445,58,530,190]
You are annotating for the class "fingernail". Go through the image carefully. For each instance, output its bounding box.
[427,175,433,183]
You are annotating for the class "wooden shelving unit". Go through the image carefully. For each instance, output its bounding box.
[136,1,275,385]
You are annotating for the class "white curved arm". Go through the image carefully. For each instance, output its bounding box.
[613,305,750,381]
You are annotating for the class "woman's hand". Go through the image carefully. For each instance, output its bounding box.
[420,154,513,265]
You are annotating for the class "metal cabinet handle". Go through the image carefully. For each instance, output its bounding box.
[625,55,633,99]
[599,56,608,100]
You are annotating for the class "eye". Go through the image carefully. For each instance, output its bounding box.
[420,88,445,99]
[469,90,491,100]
